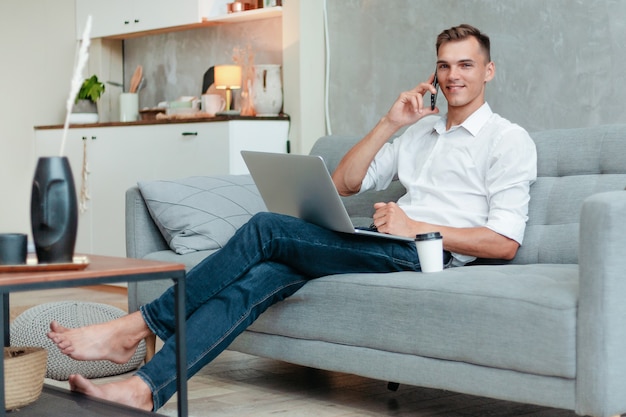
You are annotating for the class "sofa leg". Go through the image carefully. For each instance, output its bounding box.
[144,333,157,363]
[387,382,400,391]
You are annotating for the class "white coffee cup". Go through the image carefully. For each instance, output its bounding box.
[415,232,444,273]
[201,94,226,115]
[120,93,139,122]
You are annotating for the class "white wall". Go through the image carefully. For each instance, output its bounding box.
[0,0,76,235]
[282,0,326,154]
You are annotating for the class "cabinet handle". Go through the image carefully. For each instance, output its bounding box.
[124,20,130,25]
[81,136,96,140]
[182,132,198,136]
[134,19,140,23]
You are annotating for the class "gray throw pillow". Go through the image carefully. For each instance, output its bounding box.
[138,175,266,254]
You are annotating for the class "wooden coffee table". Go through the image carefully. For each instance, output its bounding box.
[0,255,187,417]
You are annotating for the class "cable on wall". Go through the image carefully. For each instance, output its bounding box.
[323,0,332,135]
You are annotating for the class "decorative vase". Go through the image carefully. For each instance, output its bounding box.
[30,156,78,264]
[252,64,283,116]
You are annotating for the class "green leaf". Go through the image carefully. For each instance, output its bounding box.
[76,75,106,103]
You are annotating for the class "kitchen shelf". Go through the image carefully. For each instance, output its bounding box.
[203,6,282,24]
[105,7,282,40]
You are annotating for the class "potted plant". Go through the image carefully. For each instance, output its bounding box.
[70,75,105,124]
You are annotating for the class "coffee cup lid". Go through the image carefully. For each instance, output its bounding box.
[415,232,442,241]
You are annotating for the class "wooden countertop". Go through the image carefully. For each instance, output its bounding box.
[35,114,290,130]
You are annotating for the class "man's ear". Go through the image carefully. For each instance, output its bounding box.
[485,61,496,82]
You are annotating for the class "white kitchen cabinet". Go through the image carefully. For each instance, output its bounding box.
[34,119,289,257]
[75,0,229,39]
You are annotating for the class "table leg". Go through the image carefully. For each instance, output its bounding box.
[174,276,187,417]
[0,293,7,417]
[2,293,8,347]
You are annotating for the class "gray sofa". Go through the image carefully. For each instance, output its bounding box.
[126,124,626,417]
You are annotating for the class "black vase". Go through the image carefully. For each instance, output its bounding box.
[30,156,78,264]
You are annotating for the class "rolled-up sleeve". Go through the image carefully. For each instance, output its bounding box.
[359,141,400,193]
[484,129,537,244]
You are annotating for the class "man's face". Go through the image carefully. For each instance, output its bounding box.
[436,37,494,113]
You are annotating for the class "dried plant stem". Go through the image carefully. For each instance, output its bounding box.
[59,15,92,157]
[232,44,256,116]
[79,138,91,213]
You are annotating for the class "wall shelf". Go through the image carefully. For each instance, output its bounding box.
[105,7,282,40]
[203,7,282,24]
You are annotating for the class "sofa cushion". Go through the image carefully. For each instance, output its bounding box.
[138,176,266,254]
[247,264,579,379]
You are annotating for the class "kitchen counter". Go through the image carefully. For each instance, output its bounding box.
[35,114,290,130]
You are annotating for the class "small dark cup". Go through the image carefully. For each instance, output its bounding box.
[0,233,28,265]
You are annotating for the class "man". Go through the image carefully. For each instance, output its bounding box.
[47,24,536,411]
[334,23,536,266]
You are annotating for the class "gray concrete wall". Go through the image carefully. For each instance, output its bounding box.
[325,0,626,135]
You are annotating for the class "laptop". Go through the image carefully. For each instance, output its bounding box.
[241,150,414,242]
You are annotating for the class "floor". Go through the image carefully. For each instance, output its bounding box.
[9,287,604,417]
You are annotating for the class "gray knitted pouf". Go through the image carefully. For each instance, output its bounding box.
[10,301,146,381]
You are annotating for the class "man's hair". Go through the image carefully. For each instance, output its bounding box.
[436,24,491,62]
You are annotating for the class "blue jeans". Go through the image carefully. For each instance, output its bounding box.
[137,212,420,410]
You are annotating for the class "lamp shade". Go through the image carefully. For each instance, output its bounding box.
[214,65,242,89]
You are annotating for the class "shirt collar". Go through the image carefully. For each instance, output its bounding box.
[433,103,493,137]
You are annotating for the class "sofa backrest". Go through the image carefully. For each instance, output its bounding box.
[310,125,626,265]
[513,124,626,264]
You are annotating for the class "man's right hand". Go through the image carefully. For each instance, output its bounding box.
[385,75,440,128]
[332,75,440,197]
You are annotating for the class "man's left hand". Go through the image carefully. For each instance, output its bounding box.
[371,202,430,237]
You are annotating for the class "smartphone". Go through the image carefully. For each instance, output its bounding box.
[431,70,439,111]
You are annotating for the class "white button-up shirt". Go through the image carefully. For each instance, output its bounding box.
[360,103,537,265]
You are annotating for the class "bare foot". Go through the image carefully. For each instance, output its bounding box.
[47,311,151,364]
[69,374,153,411]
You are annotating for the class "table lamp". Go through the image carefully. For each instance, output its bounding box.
[214,64,242,115]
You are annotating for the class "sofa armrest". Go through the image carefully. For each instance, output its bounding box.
[576,190,626,417]
[125,186,169,259]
